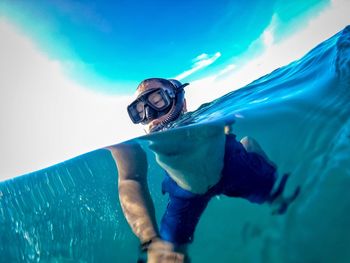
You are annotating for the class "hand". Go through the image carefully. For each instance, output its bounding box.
[147,238,185,263]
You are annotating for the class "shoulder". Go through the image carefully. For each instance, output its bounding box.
[106,141,148,179]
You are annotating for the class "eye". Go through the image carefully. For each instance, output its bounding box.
[136,102,144,113]
[148,92,166,108]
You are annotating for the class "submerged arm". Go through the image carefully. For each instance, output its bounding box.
[108,142,158,244]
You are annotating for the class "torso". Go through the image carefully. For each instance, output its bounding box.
[147,123,226,194]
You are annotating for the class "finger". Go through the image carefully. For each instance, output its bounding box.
[148,251,185,263]
[164,251,185,263]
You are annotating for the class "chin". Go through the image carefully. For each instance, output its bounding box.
[144,123,154,134]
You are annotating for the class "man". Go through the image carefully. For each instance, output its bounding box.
[108,78,299,263]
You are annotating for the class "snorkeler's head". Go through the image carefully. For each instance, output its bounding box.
[127,78,188,133]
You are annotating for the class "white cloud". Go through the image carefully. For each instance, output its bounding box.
[194,53,209,61]
[175,52,221,80]
[262,29,274,48]
[0,18,143,181]
[218,64,237,75]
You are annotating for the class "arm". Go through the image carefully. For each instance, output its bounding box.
[108,141,158,243]
[108,142,186,262]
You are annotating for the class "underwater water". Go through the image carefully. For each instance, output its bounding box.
[0,25,349,263]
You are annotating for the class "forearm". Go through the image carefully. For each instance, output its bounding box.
[119,178,158,243]
[108,142,159,243]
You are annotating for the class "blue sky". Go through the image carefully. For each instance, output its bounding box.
[1,0,349,179]
[0,0,329,93]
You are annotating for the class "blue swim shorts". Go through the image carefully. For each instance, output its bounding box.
[159,134,276,245]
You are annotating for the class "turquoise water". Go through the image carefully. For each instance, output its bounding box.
[1,26,349,262]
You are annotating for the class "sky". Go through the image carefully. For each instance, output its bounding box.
[0,0,349,180]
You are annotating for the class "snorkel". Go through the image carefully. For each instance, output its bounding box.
[149,80,189,133]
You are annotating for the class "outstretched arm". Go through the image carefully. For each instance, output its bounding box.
[108,142,186,262]
[108,141,158,244]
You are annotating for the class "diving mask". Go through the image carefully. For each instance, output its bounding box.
[127,87,175,124]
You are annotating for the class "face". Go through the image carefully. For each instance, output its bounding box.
[135,80,187,134]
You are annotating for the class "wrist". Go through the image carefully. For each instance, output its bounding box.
[139,227,158,244]
[138,235,160,263]
[140,235,159,251]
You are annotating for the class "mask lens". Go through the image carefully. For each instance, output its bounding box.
[147,90,168,109]
[127,101,145,123]
[127,88,173,124]
[135,101,144,116]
